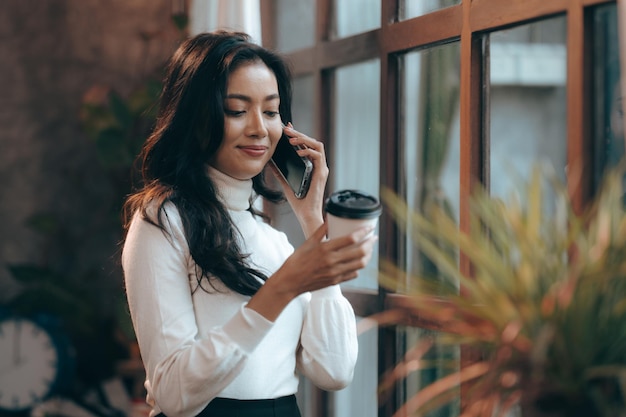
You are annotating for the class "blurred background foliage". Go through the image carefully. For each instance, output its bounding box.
[4,9,188,396]
[377,163,626,417]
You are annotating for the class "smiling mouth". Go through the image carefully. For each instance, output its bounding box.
[239,146,268,157]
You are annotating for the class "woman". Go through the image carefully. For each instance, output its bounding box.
[121,31,377,417]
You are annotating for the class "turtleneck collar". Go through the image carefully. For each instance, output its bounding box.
[206,165,253,211]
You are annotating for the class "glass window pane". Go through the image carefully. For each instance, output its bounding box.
[399,42,461,293]
[274,0,315,52]
[393,326,460,417]
[332,317,378,417]
[395,43,461,415]
[400,0,460,20]
[334,0,381,38]
[332,59,380,290]
[489,16,568,200]
[592,3,623,188]
[292,75,316,135]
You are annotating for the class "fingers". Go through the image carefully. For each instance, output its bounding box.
[320,236,378,285]
[335,234,378,267]
[282,230,377,293]
[283,125,321,149]
[325,225,377,250]
[283,125,327,165]
[304,224,377,266]
[310,222,328,242]
[318,233,378,276]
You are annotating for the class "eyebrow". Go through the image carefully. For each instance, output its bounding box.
[225,93,280,102]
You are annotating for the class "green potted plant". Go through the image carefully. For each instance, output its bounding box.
[374,164,626,417]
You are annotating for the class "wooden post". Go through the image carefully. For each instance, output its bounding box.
[618,0,626,140]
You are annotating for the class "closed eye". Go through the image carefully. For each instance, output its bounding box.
[225,109,245,117]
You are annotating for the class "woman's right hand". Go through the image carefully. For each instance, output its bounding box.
[246,223,378,321]
[269,124,329,238]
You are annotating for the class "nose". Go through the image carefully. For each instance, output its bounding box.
[246,110,269,138]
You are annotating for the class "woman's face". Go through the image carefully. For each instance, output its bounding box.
[209,61,283,180]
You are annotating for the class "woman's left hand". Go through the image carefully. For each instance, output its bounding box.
[269,124,328,238]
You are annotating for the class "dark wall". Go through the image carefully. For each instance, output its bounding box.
[0,0,181,319]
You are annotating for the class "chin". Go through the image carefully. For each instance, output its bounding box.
[237,169,263,181]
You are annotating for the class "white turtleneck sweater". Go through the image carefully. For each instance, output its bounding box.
[122,167,358,417]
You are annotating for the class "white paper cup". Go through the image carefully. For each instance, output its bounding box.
[324,190,382,239]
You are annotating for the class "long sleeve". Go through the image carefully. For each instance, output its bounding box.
[122,180,360,417]
[122,206,275,417]
[297,285,359,390]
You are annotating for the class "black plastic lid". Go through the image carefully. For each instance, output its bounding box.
[325,189,382,219]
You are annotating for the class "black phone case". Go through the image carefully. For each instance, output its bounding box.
[271,133,313,198]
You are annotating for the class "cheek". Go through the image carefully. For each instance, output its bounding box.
[223,118,239,136]
[269,126,283,150]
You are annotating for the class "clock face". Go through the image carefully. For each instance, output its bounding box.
[0,318,59,411]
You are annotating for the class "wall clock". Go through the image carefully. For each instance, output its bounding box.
[0,312,74,415]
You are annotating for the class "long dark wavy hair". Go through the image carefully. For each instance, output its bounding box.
[123,31,292,296]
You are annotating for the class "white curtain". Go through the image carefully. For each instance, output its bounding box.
[189,0,262,44]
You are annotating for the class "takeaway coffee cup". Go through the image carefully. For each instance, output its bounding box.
[325,189,383,239]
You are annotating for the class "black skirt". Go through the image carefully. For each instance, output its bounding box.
[157,395,302,417]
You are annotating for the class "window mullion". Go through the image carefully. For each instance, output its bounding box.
[567,0,594,213]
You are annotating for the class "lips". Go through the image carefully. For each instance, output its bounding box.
[238,145,268,157]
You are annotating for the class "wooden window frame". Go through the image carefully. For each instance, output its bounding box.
[261,0,614,415]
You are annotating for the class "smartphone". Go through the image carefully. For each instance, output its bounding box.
[271,128,313,199]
